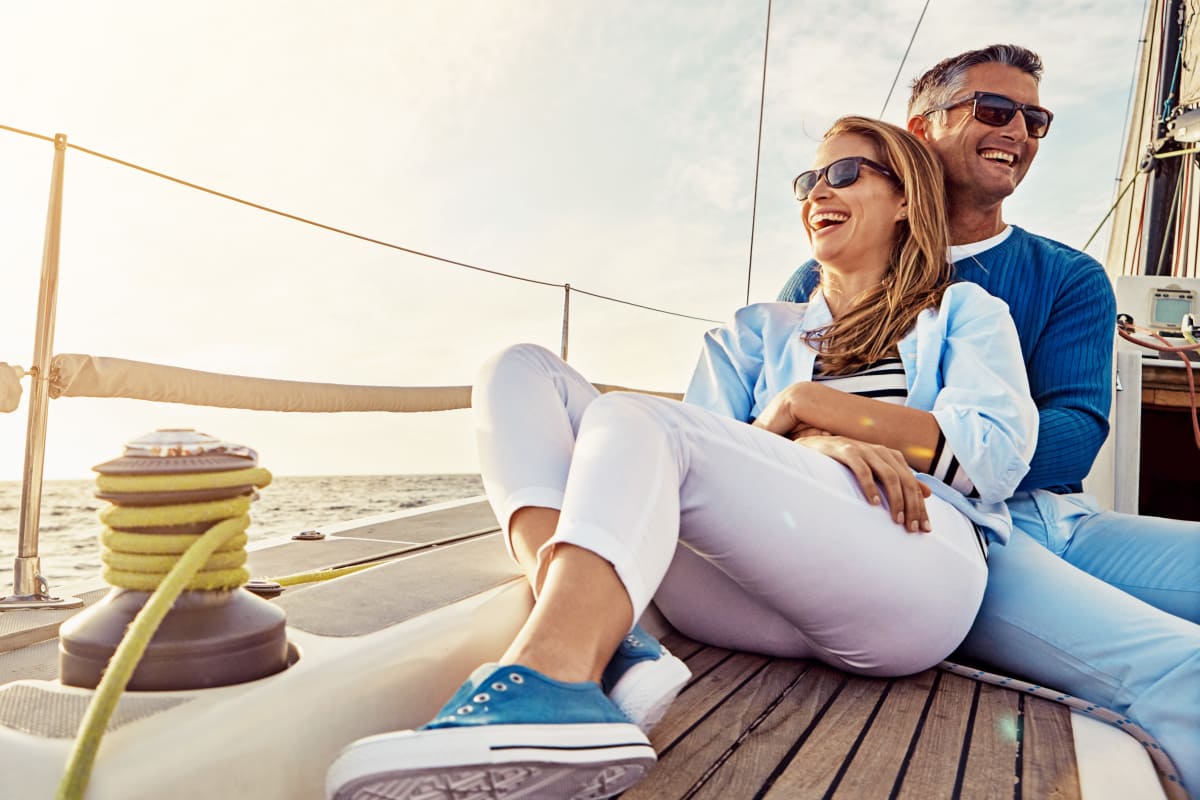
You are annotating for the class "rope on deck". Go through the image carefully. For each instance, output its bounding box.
[938,660,1187,800]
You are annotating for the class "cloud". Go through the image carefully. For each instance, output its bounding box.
[0,0,1151,479]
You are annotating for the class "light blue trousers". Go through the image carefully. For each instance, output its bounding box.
[957,490,1200,797]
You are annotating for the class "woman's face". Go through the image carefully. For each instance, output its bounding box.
[801,133,907,274]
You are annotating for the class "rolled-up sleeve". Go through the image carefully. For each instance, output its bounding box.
[683,306,766,422]
[929,288,1039,504]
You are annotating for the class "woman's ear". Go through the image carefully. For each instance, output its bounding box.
[896,198,909,223]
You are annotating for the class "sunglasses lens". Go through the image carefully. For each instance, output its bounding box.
[1021,109,1051,138]
[974,95,1017,127]
[794,171,818,200]
[825,158,862,189]
[975,93,1051,138]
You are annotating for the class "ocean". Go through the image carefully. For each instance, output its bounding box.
[0,474,485,589]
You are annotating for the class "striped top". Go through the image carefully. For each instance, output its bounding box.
[814,356,978,497]
[779,225,1115,494]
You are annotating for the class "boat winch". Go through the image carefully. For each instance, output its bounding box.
[58,428,290,690]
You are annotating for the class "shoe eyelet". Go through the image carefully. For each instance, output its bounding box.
[458,705,474,714]
[473,693,490,703]
[492,682,507,691]
[509,673,524,684]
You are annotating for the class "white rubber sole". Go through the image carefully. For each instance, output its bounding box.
[326,722,655,800]
[608,651,692,734]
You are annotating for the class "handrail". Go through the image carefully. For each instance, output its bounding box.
[46,353,682,411]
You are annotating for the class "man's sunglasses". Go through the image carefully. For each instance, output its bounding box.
[793,156,902,202]
[923,91,1053,139]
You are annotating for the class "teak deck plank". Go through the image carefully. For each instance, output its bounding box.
[761,670,890,798]
[961,683,1022,800]
[894,670,976,800]
[660,630,706,662]
[627,636,1082,800]
[830,669,939,798]
[698,663,842,800]
[1022,694,1082,799]
[645,650,769,755]
[628,658,814,800]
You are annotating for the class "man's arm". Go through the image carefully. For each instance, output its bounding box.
[1018,263,1115,492]
[777,259,821,302]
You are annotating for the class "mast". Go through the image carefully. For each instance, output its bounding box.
[1105,0,1198,279]
[1142,0,1187,276]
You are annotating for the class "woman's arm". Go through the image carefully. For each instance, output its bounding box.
[925,287,1038,503]
[752,386,937,532]
[752,382,941,471]
[683,305,770,420]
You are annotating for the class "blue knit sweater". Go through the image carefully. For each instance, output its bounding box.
[777,226,1116,494]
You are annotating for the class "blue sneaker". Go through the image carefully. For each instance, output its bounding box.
[601,624,691,734]
[326,663,655,800]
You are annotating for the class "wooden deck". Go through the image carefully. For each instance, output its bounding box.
[631,631,1080,800]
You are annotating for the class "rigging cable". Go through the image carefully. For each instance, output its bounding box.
[1160,0,1185,120]
[1083,147,1199,252]
[879,0,932,119]
[1109,0,1154,270]
[744,0,773,306]
[0,123,721,326]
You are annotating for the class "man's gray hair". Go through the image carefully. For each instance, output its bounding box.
[907,44,1044,121]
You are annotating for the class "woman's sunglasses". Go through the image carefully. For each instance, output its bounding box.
[923,91,1053,139]
[793,156,902,202]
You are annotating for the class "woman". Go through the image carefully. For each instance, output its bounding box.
[326,117,1037,800]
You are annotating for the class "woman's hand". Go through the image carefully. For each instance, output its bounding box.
[792,434,932,533]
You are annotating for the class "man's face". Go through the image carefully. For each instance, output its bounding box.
[913,63,1043,207]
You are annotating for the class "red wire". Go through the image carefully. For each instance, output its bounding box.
[1117,322,1200,449]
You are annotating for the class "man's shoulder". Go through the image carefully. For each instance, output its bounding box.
[777,259,820,302]
[1005,226,1105,274]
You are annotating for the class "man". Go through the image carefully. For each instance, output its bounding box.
[778,44,1199,795]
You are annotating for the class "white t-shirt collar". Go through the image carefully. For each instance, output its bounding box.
[949,225,1013,263]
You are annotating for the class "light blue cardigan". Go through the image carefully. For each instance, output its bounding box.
[684,282,1038,544]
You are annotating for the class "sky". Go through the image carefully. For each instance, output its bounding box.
[0,0,1148,481]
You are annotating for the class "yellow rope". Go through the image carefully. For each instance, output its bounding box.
[102,547,247,572]
[94,466,273,494]
[99,495,252,528]
[270,560,382,586]
[101,511,252,591]
[100,527,247,554]
[57,464,274,799]
[56,516,248,800]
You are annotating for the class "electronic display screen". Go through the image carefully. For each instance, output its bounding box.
[1153,296,1193,328]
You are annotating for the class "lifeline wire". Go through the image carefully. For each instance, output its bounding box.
[0,123,720,326]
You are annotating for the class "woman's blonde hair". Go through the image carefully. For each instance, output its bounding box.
[805,116,953,375]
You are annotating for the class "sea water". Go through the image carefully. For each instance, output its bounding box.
[0,474,484,589]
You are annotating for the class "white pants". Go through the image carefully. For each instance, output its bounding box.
[474,344,987,676]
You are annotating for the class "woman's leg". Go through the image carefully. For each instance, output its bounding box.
[473,344,690,730]
[473,343,599,587]
[546,391,988,677]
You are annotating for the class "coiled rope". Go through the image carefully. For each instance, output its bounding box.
[57,466,273,800]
